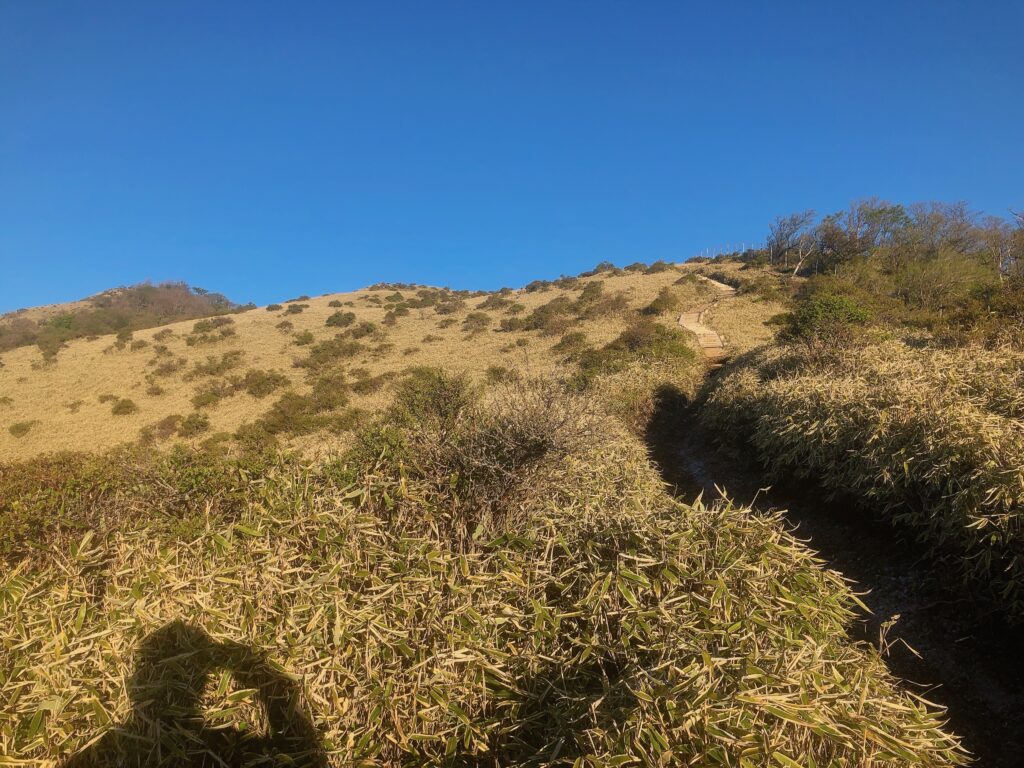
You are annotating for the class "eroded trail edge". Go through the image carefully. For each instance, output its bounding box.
[645,383,1024,767]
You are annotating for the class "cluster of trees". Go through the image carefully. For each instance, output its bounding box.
[0,282,249,358]
[732,199,1024,343]
[765,199,1023,281]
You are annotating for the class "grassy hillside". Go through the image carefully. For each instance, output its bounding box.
[1,256,984,765]
[0,265,778,461]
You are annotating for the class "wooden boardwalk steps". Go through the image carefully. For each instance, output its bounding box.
[678,276,736,367]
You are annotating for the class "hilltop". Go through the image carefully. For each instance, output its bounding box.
[0,263,779,461]
[0,281,249,360]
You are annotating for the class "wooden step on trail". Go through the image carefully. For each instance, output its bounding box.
[677,275,736,366]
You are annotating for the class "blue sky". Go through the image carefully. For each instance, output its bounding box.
[1,2,1022,312]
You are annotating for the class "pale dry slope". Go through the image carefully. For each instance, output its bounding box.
[0,267,722,461]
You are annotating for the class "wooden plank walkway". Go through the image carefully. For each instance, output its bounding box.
[678,276,736,366]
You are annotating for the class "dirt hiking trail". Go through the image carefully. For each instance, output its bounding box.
[651,289,1024,767]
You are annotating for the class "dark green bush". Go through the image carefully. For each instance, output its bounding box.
[111,398,138,416]
[462,312,492,333]
[8,421,37,438]
[576,319,695,387]
[641,286,682,315]
[788,293,871,343]
[241,369,289,398]
[192,316,234,334]
[178,412,211,438]
[326,311,356,328]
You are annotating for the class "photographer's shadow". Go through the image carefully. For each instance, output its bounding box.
[65,620,327,768]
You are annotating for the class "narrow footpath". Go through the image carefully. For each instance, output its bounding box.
[653,290,1024,767]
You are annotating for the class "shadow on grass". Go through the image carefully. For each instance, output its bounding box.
[64,620,327,768]
[641,381,1024,768]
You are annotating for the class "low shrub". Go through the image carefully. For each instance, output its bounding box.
[576,319,695,387]
[434,298,466,315]
[152,358,186,377]
[188,350,245,379]
[192,316,234,334]
[787,292,871,348]
[284,304,308,315]
[485,364,519,384]
[296,337,365,372]
[241,369,289,398]
[111,399,138,416]
[551,331,590,357]
[266,303,282,312]
[178,412,211,438]
[641,286,682,315]
[347,321,379,340]
[462,311,491,333]
[326,311,356,328]
[293,330,315,346]
[185,327,236,346]
[8,420,37,438]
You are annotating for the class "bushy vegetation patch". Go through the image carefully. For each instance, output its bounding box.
[641,286,682,315]
[484,364,519,384]
[110,398,138,416]
[185,326,236,346]
[326,310,356,328]
[187,350,246,379]
[0,378,964,765]
[700,340,1024,621]
[7,420,37,438]
[0,446,268,563]
[241,368,289,398]
[192,317,235,334]
[295,337,365,372]
[178,412,211,438]
[461,311,491,333]
[0,282,244,358]
[576,319,695,386]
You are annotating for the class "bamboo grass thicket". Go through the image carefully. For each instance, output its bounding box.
[700,339,1024,622]
[0,379,965,766]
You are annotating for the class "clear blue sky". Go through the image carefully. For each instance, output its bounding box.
[2,2,1022,312]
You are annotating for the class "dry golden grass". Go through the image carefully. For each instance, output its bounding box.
[700,337,1024,621]
[704,293,786,353]
[0,269,701,461]
[0,382,965,766]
